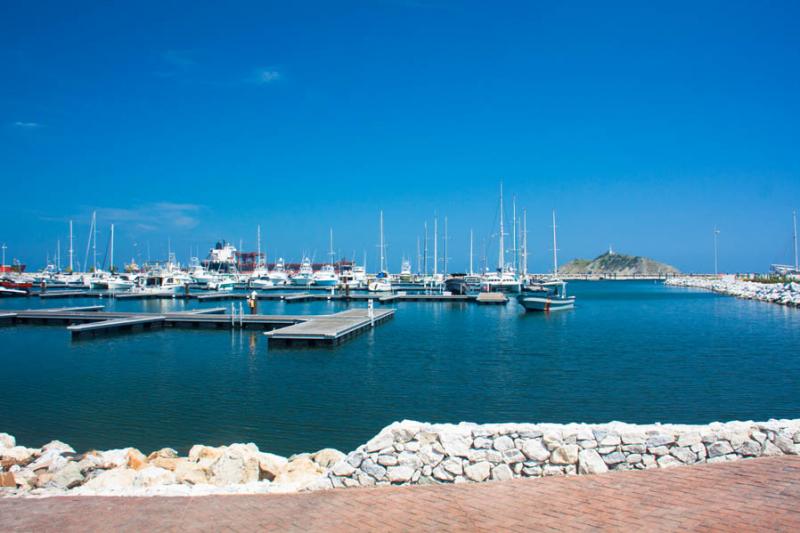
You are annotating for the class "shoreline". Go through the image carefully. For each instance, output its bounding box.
[3,418,799,497]
[665,276,800,307]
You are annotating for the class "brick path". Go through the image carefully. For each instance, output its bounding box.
[1,456,799,532]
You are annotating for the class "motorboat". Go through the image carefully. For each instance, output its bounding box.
[291,257,314,286]
[517,280,575,312]
[313,264,339,287]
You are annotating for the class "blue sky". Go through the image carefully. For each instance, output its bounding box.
[2,0,798,273]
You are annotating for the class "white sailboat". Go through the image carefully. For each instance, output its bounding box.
[481,182,521,293]
[368,210,392,292]
[516,210,576,312]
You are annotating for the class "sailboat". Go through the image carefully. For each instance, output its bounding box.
[516,210,576,312]
[481,182,521,293]
[368,210,392,291]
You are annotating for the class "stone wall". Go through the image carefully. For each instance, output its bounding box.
[318,419,800,489]
[665,277,800,307]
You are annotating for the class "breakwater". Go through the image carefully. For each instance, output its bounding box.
[665,276,800,307]
[2,419,798,496]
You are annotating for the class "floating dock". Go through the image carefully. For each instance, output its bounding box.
[3,307,395,346]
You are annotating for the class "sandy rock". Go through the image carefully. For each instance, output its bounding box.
[210,447,260,486]
[0,446,36,464]
[127,449,149,470]
[42,440,75,454]
[258,452,288,481]
[82,468,137,491]
[174,460,209,485]
[273,455,325,489]
[47,462,84,490]
[94,448,132,469]
[311,449,344,469]
[0,433,15,449]
[189,444,224,463]
[151,457,181,471]
[550,445,580,465]
[147,448,178,460]
[0,471,16,487]
[134,466,177,487]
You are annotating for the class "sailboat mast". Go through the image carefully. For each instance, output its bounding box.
[552,210,559,277]
[469,229,474,275]
[443,216,448,275]
[433,213,438,276]
[110,224,114,273]
[68,220,74,272]
[793,209,798,272]
[416,236,421,274]
[56,240,61,271]
[257,225,262,267]
[498,182,505,270]
[329,228,335,264]
[512,195,517,272]
[379,210,385,273]
[423,222,428,276]
[522,209,528,277]
[92,211,97,271]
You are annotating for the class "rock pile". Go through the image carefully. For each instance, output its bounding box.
[319,419,800,489]
[0,433,342,497]
[3,418,799,496]
[665,277,800,307]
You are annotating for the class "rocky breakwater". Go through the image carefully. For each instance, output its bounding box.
[665,276,800,307]
[320,419,800,488]
[0,432,343,497]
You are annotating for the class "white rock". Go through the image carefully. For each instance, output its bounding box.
[42,440,75,454]
[464,461,491,482]
[491,464,513,481]
[386,465,415,483]
[0,433,16,448]
[134,466,177,487]
[442,458,463,476]
[81,468,137,491]
[365,431,395,453]
[439,428,472,457]
[577,449,608,474]
[493,436,514,452]
[521,439,550,462]
[550,445,579,465]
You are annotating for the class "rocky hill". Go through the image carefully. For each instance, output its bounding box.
[560,251,679,276]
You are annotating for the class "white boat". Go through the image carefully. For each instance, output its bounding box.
[517,210,575,312]
[399,259,413,282]
[481,266,521,293]
[207,274,237,292]
[313,264,339,287]
[249,277,274,289]
[368,272,392,292]
[106,273,137,291]
[88,270,111,290]
[291,257,314,286]
[268,258,290,285]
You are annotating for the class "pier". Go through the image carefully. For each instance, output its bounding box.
[2,307,395,346]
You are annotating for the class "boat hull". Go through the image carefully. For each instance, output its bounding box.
[516,294,575,312]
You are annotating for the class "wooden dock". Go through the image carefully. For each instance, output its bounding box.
[265,308,394,346]
[3,307,395,347]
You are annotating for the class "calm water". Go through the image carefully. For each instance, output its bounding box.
[1,281,799,456]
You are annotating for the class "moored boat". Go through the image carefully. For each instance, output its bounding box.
[516,280,575,311]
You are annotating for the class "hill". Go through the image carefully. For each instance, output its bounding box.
[560,251,680,276]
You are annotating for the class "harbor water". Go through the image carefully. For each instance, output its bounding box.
[1,281,799,456]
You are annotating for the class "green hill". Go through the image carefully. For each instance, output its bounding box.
[560,251,679,276]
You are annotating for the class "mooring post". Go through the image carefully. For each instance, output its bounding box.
[368,298,374,327]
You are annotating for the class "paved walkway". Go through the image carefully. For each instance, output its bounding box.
[2,456,799,532]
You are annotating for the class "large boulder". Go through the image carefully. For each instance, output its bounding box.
[258,452,288,481]
[134,466,177,487]
[578,449,608,475]
[0,433,16,449]
[127,449,149,470]
[47,462,84,490]
[189,444,225,463]
[311,449,344,469]
[209,446,260,486]
[42,440,75,454]
[273,455,325,489]
[81,468,137,491]
[174,460,209,485]
[147,448,178,460]
[0,446,36,464]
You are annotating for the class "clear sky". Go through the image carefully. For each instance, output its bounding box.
[2,0,798,273]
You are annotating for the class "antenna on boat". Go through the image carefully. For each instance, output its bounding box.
[552,209,559,277]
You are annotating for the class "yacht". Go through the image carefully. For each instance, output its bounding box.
[291,257,314,286]
[399,259,413,283]
[268,258,290,285]
[368,271,392,292]
[481,265,521,293]
[106,273,137,291]
[313,264,339,287]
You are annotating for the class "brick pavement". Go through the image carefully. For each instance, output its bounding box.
[1,456,798,532]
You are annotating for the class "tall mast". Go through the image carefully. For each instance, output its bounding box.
[257,225,262,267]
[110,224,114,273]
[552,210,559,277]
[68,220,74,272]
[793,209,798,272]
[433,212,438,276]
[522,209,528,277]
[512,195,517,272]
[92,211,97,271]
[379,210,385,273]
[56,240,61,272]
[416,236,421,274]
[443,215,448,275]
[469,229,474,275]
[84,211,94,273]
[329,228,335,264]
[498,182,505,270]
[423,221,428,276]
[713,226,720,275]
[1,243,5,269]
